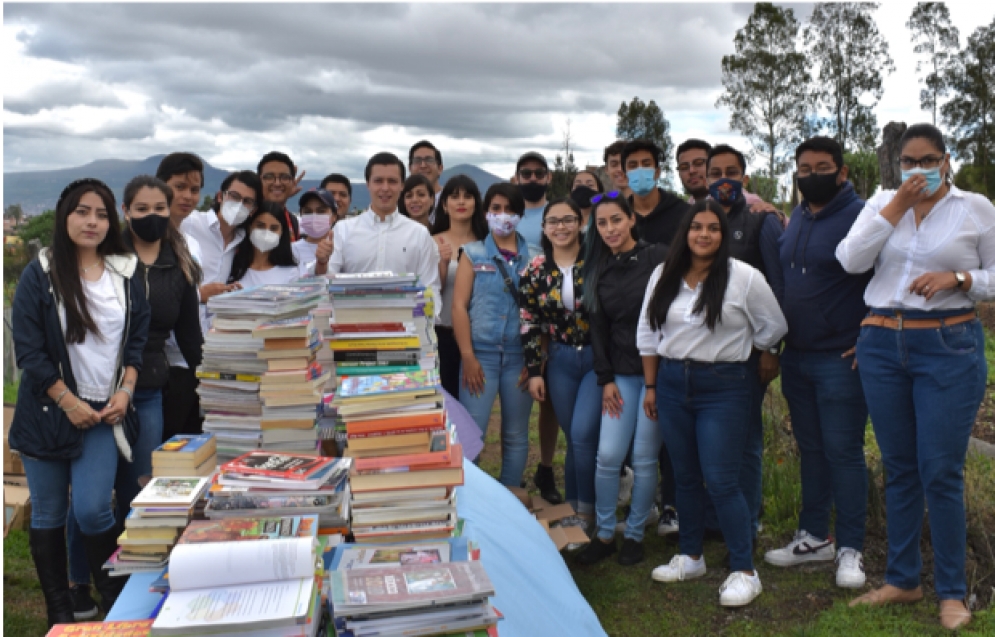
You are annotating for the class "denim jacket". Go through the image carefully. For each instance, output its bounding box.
[9,250,150,461]
[463,233,538,352]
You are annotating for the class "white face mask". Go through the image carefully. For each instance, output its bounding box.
[249,228,281,253]
[221,200,250,226]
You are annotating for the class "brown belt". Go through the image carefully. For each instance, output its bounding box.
[860,311,976,330]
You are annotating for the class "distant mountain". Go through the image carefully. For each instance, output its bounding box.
[3,157,504,216]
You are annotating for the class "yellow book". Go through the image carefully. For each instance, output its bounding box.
[329,336,420,351]
[122,526,181,541]
[195,370,262,382]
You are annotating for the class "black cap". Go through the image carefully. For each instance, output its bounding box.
[516,151,548,172]
[298,188,338,214]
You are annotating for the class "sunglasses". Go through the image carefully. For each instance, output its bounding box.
[518,168,548,180]
[590,190,623,205]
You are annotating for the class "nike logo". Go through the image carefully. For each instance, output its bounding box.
[792,540,832,555]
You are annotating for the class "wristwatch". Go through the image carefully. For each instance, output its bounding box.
[954,271,966,288]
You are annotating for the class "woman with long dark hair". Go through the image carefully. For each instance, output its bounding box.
[639,200,786,608]
[838,124,995,629]
[399,174,436,229]
[574,193,667,567]
[430,174,486,399]
[228,202,307,287]
[9,179,150,625]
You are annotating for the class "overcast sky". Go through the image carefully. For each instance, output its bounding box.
[3,2,993,185]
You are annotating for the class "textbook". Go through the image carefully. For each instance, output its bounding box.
[177,514,318,544]
[152,434,217,469]
[46,620,154,636]
[131,477,210,509]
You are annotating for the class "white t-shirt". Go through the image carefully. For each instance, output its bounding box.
[292,239,320,277]
[562,264,575,313]
[238,265,304,288]
[68,269,126,402]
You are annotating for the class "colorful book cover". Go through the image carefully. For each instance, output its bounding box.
[220,451,336,480]
[45,620,154,636]
[153,434,215,458]
[177,514,319,544]
[131,477,209,508]
[252,314,315,336]
[336,370,440,400]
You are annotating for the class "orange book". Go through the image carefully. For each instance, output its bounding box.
[344,409,446,435]
[46,620,154,636]
[349,445,464,493]
[352,435,451,471]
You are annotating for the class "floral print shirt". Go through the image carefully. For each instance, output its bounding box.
[518,253,591,377]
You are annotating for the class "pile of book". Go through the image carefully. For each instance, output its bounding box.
[105,476,210,577]
[199,282,326,462]
[151,433,217,478]
[328,542,500,637]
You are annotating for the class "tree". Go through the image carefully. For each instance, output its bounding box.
[954,164,995,197]
[749,169,781,205]
[805,3,895,154]
[942,17,995,188]
[616,97,674,174]
[844,151,881,199]
[17,210,56,248]
[4,204,24,225]
[717,2,811,181]
[198,195,215,212]
[549,120,579,200]
[907,2,960,125]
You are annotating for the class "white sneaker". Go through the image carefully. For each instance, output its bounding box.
[651,554,707,582]
[719,571,763,607]
[657,506,679,536]
[835,547,866,588]
[617,466,634,506]
[764,530,835,567]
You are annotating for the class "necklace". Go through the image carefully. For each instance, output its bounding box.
[81,259,103,274]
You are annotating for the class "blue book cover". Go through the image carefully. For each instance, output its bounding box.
[153,433,215,458]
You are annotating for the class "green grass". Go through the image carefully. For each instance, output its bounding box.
[986,330,995,384]
[4,381,18,404]
[3,529,49,636]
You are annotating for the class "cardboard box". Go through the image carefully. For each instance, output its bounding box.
[4,484,31,537]
[507,486,590,551]
[3,404,24,475]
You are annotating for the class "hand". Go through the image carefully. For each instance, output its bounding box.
[436,236,453,264]
[200,281,239,302]
[643,387,657,420]
[63,395,100,429]
[288,170,307,199]
[602,382,623,419]
[893,172,933,211]
[316,232,334,263]
[758,351,781,385]
[842,346,858,370]
[750,201,787,227]
[99,390,130,425]
[909,271,958,301]
[528,377,546,402]
[461,356,485,397]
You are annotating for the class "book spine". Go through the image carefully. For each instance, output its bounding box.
[333,350,420,363]
[331,323,406,333]
[329,338,420,351]
[346,425,444,439]
[195,371,262,382]
[335,365,418,376]
[352,449,451,471]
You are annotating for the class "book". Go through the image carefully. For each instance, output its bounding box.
[120,526,181,541]
[346,431,432,452]
[131,477,210,509]
[177,515,319,544]
[221,452,338,481]
[328,537,471,570]
[152,434,217,469]
[333,349,420,363]
[196,370,263,382]
[259,363,324,385]
[152,454,217,478]
[267,356,317,371]
[124,510,189,529]
[252,315,315,339]
[329,336,421,351]
[349,448,463,493]
[351,433,451,471]
[257,343,320,360]
[331,322,409,333]
[46,620,154,636]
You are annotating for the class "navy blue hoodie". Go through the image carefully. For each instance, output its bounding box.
[778,181,872,352]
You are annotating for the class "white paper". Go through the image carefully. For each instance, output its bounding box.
[168,537,316,592]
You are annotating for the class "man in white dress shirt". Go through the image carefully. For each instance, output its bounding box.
[327,152,441,317]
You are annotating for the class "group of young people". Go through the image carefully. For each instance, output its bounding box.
[10,122,995,629]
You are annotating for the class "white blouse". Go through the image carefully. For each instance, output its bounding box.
[637,259,787,362]
[836,186,995,309]
[67,269,126,402]
[238,265,305,289]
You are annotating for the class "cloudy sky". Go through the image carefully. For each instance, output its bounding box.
[3,2,993,184]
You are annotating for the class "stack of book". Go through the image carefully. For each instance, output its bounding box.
[151,433,217,478]
[331,371,464,543]
[199,282,326,462]
[105,476,210,577]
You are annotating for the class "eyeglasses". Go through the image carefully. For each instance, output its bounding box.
[590,191,622,205]
[224,191,257,209]
[796,166,838,178]
[261,173,294,184]
[543,216,580,228]
[677,158,707,172]
[411,157,438,167]
[518,168,548,180]
[899,155,944,170]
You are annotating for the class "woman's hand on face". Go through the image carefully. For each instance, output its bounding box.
[528,377,546,402]
[602,382,623,419]
[643,387,657,420]
[461,357,485,397]
[64,397,100,429]
[909,271,958,301]
[893,173,933,211]
[98,391,130,425]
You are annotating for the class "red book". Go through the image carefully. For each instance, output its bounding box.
[346,424,445,440]
[46,620,154,636]
[344,410,446,435]
[220,452,336,481]
[332,322,408,333]
[352,438,452,472]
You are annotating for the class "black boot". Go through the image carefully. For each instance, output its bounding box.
[533,463,563,505]
[29,527,76,628]
[82,526,128,613]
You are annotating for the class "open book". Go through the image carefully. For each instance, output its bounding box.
[150,537,318,636]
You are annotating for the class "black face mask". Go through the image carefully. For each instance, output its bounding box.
[519,182,548,204]
[570,186,598,209]
[129,214,170,243]
[797,171,842,206]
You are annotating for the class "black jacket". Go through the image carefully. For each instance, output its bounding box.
[10,252,150,460]
[123,232,203,388]
[590,241,668,385]
[632,188,690,247]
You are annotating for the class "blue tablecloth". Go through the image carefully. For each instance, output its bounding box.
[107,460,607,636]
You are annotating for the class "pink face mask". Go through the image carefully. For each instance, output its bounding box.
[300,213,332,239]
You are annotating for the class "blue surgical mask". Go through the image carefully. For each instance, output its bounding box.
[708,178,743,206]
[627,167,657,196]
[901,167,943,196]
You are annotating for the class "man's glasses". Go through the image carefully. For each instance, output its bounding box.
[590,191,622,205]
[411,157,438,167]
[261,173,294,184]
[899,155,943,170]
[224,191,257,209]
[518,168,548,180]
[543,216,580,228]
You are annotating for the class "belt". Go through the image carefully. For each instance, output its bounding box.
[860,311,976,330]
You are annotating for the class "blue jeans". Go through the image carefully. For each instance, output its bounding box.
[857,311,986,600]
[781,347,869,551]
[460,347,534,488]
[546,343,601,515]
[657,359,754,572]
[594,374,661,542]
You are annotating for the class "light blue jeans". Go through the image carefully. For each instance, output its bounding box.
[594,374,661,542]
[546,343,601,515]
[459,348,534,488]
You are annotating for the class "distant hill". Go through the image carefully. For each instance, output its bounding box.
[3,157,504,216]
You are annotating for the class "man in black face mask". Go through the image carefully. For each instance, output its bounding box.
[514,151,551,253]
[764,136,872,588]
